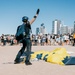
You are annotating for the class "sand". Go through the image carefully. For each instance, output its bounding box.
[0,45,75,75]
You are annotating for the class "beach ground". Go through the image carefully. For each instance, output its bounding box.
[0,45,75,75]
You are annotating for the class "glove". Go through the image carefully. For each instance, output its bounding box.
[36,9,40,14]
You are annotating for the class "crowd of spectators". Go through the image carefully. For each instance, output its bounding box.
[0,34,17,46]
[31,34,74,46]
[0,33,75,46]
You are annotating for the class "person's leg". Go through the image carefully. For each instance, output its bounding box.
[25,39,32,65]
[3,40,6,45]
[14,40,26,63]
[74,39,75,46]
[73,39,75,46]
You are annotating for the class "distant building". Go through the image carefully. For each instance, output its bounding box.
[40,23,46,35]
[36,27,40,35]
[68,27,74,34]
[60,25,68,34]
[35,23,46,35]
[52,19,61,34]
[74,21,75,32]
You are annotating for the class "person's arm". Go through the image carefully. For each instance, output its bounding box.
[29,9,40,25]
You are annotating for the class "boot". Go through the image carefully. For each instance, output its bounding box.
[14,59,20,64]
[25,60,32,65]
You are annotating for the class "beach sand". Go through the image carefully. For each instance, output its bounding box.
[0,45,75,75]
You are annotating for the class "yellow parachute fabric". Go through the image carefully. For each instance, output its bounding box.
[47,48,70,65]
[31,50,45,59]
[41,51,50,60]
[31,48,70,65]
[31,50,50,59]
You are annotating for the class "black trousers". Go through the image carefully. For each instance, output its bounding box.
[15,38,32,62]
[73,38,75,46]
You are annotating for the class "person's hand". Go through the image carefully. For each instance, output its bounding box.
[36,9,40,15]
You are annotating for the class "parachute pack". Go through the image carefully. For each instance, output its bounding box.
[15,25,25,41]
[15,23,31,41]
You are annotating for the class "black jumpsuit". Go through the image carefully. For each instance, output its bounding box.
[15,23,32,63]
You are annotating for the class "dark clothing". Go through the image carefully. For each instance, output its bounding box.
[15,22,31,41]
[1,36,7,46]
[15,22,32,63]
[73,38,75,46]
[15,38,31,62]
[14,9,40,64]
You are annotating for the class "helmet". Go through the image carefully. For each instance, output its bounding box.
[22,16,29,22]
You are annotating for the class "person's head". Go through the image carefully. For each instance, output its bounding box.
[22,16,29,23]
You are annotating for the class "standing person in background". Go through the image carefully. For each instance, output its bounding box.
[73,32,75,46]
[14,9,40,65]
[1,34,7,46]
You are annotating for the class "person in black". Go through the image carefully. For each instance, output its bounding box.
[14,9,40,65]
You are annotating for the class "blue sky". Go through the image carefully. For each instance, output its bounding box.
[0,0,75,36]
